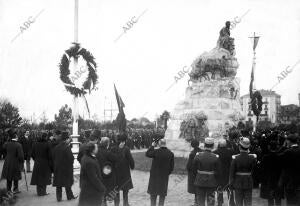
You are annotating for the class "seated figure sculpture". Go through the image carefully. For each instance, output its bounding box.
[188,21,238,83]
[217,21,235,55]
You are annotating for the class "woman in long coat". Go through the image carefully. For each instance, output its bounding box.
[111,134,135,206]
[96,137,118,205]
[78,143,106,206]
[1,129,24,193]
[30,132,53,196]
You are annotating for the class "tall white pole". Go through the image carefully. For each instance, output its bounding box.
[249,32,260,132]
[252,32,256,90]
[74,0,78,43]
[72,0,79,138]
[71,0,80,170]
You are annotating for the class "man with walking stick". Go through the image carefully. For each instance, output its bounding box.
[1,129,24,194]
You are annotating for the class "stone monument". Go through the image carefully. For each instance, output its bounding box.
[165,21,244,157]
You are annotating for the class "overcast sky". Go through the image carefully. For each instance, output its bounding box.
[1,0,300,122]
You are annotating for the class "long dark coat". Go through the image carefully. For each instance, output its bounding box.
[214,147,233,187]
[19,136,33,160]
[96,146,118,193]
[111,146,134,191]
[1,140,24,181]
[146,146,174,196]
[278,145,300,193]
[52,142,74,187]
[77,142,88,164]
[78,154,106,206]
[260,151,283,199]
[30,140,53,186]
[186,147,201,194]
[250,144,262,187]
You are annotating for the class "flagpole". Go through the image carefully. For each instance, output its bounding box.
[72,0,79,138]
[251,32,258,90]
[71,0,80,170]
[249,32,260,132]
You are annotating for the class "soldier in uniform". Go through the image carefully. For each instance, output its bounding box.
[229,137,257,206]
[193,137,221,206]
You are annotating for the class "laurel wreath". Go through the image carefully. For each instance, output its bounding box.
[59,43,98,97]
[251,91,262,117]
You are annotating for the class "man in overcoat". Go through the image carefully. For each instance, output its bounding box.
[19,130,33,173]
[186,139,201,205]
[112,134,135,206]
[279,134,300,206]
[1,129,24,193]
[214,139,233,206]
[30,132,53,196]
[52,131,77,202]
[146,138,174,206]
[260,140,283,206]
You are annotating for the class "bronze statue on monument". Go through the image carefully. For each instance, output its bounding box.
[217,21,235,55]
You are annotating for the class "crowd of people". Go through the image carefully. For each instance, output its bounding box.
[0,126,299,206]
[0,127,164,206]
[186,129,300,206]
[78,128,163,151]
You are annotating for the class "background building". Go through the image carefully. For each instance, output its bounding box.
[278,104,300,124]
[278,93,300,124]
[241,90,281,124]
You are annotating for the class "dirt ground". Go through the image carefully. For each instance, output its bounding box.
[0,151,283,206]
[7,170,270,206]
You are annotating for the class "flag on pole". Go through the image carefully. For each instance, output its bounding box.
[249,64,254,98]
[250,32,260,51]
[114,84,125,113]
[114,84,127,133]
[253,36,259,51]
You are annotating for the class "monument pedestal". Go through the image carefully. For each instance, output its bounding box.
[165,46,244,156]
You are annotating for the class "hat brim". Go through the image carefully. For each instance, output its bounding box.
[239,143,250,149]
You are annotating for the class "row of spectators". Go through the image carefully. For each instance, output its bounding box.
[0,128,165,160]
[186,128,300,206]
